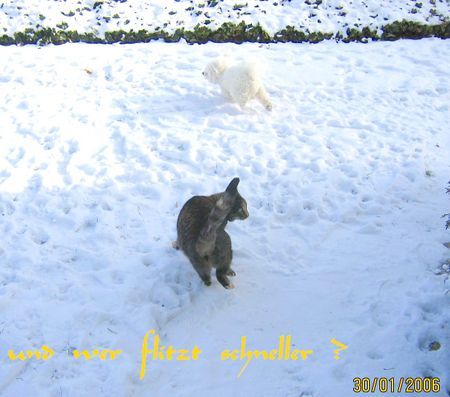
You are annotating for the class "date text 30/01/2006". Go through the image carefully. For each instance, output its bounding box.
[353,377,440,394]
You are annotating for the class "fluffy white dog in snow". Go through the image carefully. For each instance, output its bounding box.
[203,57,272,111]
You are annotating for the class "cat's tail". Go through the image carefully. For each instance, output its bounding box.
[195,178,240,258]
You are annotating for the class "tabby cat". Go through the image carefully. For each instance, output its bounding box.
[173,177,249,289]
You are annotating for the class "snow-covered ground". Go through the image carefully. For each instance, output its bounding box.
[0,38,449,396]
[1,0,449,38]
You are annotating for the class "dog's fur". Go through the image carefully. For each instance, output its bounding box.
[203,57,272,111]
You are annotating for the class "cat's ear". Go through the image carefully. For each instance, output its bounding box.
[225,177,240,194]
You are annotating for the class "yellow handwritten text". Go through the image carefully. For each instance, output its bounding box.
[72,348,122,360]
[221,335,313,378]
[140,329,202,379]
[8,345,54,361]
[330,338,348,360]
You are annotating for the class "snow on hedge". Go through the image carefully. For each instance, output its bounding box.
[1,0,449,40]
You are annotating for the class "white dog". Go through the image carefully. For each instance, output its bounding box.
[203,57,272,111]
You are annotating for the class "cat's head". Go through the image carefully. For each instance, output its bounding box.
[224,177,249,222]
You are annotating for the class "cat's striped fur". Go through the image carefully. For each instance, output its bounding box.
[174,178,249,289]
